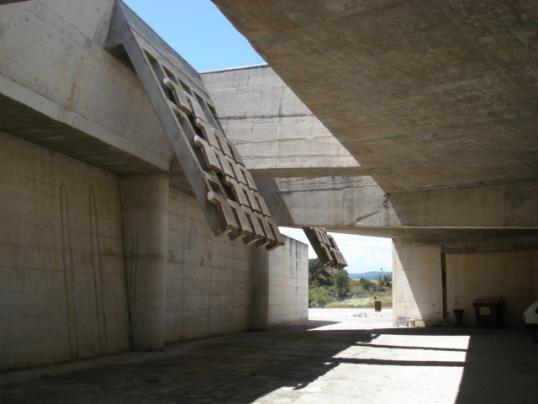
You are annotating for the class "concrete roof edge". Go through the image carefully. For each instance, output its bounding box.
[200,63,269,74]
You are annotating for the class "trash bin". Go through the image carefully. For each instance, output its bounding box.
[473,298,504,328]
[374,300,382,312]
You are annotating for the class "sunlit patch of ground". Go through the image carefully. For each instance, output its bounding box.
[1,309,536,404]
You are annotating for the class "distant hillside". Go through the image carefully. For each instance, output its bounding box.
[349,271,392,281]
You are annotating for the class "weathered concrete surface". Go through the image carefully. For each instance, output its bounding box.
[393,237,538,327]
[393,240,444,326]
[1,310,537,404]
[213,0,538,194]
[120,175,169,351]
[259,176,538,232]
[0,0,173,174]
[251,237,309,328]
[165,188,253,341]
[0,129,130,371]
[446,249,538,327]
[202,65,361,177]
[0,129,309,370]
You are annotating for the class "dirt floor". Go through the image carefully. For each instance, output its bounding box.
[1,309,537,403]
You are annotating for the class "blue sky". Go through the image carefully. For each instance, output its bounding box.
[124,0,393,273]
[280,228,392,274]
[124,0,265,72]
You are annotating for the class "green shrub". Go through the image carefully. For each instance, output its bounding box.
[309,286,332,307]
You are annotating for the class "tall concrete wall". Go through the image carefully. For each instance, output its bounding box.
[250,237,309,329]
[266,239,308,326]
[0,130,130,371]
[0,130,310,371]
[446,250,538,327]
[166,189,252,341]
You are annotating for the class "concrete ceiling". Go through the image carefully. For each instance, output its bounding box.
[213,0,538,193]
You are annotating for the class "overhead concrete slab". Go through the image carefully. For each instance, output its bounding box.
[213,0,538,193]
[256,175,538,236]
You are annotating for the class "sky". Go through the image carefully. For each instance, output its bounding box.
[280,228,392,274]
[124,0,393,273]
[124,0,265,72]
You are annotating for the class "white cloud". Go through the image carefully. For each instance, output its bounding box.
[279,227,392,274]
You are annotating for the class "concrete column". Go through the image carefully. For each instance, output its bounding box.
[120,175,169,350]
[250,247,269,330]
[392,239,443,327]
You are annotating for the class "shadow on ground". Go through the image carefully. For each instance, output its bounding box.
[0,320,537,403]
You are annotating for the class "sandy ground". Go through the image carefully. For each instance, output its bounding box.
[1,308,537,403]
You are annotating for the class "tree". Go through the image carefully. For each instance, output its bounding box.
[332,269,351,300]
[309,286,332,307]
[308,258,332,286]
[358,277,372,291]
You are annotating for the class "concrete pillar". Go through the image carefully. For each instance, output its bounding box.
[120,175,169,350]
[392,239,443,327]
[250,247,269,330]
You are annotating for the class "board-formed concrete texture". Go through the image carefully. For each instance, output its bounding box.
[202,65,361,177]
[0,127,309,371]
[0,0,308,372]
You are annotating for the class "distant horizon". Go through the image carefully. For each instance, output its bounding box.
[348,269,392,274]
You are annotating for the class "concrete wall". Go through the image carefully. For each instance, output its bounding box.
[0,129,310,371]
[392,239,443,326]
[0,130,130,371]
[266,238,309,326]
[446,250,538,327]
[166,193,309,339]
[202,66,360,177]
[166,189,252,342]
[250,237,309,329]
[0,0,172,171]
[393,237,538,328]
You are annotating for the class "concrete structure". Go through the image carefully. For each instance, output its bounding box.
[202,66,361,178]
[211,0,538,328]
[0,0,308,372]
[1,0,537,376]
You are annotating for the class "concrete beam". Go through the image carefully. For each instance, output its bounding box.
[202,65,361,177]
[258,176,538,234]
[0,0,174,174]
